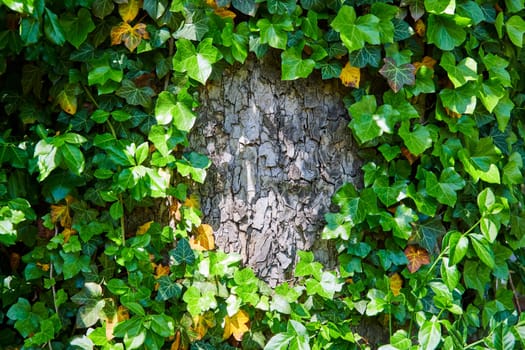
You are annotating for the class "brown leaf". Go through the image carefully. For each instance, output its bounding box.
[119,0,142,22]
[117,305,129,322]
[415,19,426,37]
[62,227,77,243]
[136,221,153,235]
[340,62,360,88]
[206,0,237,18]
[50,195,75,228]
[404,245,430,273]
[413,56,437,72]
[193,311,216,340]
[401,147,418,165]
[223,309,249,341]
[111,22,149,52]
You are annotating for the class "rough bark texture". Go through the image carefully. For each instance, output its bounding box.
[191,52,362,286]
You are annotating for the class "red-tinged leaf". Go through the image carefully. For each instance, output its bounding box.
[111,22,150,52]
[404,245,430,273]
[379,57,416,93]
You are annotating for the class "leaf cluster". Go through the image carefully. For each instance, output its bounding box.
[0,0,525,349]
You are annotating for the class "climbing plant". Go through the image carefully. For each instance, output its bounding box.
[1,0,524,349]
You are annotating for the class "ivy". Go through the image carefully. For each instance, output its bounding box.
[1,0,525,349]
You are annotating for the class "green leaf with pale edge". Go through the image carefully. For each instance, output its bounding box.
[440,52,478,88]
[506,15,525,47]
[281,46,315,80]
[427,14,466,51]
[379,58,416,93]
[170,238,195,265]
[418,317,441,350]
[172,38,221,85]
[425,167,465,206]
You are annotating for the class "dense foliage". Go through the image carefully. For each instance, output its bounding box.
[1,0,525,349]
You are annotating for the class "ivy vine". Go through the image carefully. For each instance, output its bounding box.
[1,0,524,349]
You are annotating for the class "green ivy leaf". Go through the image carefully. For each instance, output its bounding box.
[447,231,469,265]
[281,45,315,80]
[257,18,293,50]
[505,15,525,47]
[331,6,380,52]
[88,56,123,86]
[155,91,196,131]
[478,80,505,113]
[425,0,455,14]
[59,8,95,49]
[469,234,495,269]
[92,0,114,19]
[349,45,382,68]
[440,52,478,88]
[398,121,432,155]
[401,0,425,21]
[503,152,524,185]
[60,143,85,175]
[426,14,466,51]
[20,17,40,45]
[373,176,407,207]
[116,79,155,107]
[172,38,221,84]
[348,96,400,143]
[379,57,416,93]
[425,167,465,206]
[439,82,477,115]
[170,238,195,265]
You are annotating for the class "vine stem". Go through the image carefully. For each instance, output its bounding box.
[48,225,60,350]
[119,194,126,245]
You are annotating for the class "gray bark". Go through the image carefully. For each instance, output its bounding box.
[191,52,362,286]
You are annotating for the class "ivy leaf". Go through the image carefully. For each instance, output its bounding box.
[44,8,66,46]
[281,45,315,80]
[426,14,466,51]
[257,18,292,50]
[20,18,40,45]
[419,316,442,350]
[232,0,257,16]
[349,45,382,68]
[59,8,96,49]
[389,273,403,296]
[170,238,195,265]
[223,310,250,341]
[339,62,360,88]
[56,86,78,115]
[398,121,432,156]
[373,176,407,207]
[470,234,495,269]
[118,0,141,22]
[412,216,446,253]
[172,38,221,85]
[425,167,466,206]
[155,276,181,301]
[92,0,115,19]
[503,152,524,185]
[155,91,196,131]
[439,82,477,115]
[404,245,430,273]
[349,96,400,143]
[478,81,505,113]
[379,58,416,93]
[440,52,478,88]
[506,15,525,47]
[190,224,215,251]
[424,0,455,14]
[116,79,155,107]
[143,0,168,19]
[401,0,425,21]
[331,6,380,52]
[60,144,85,176]
[111,22,150,52]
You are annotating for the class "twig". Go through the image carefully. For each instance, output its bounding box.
[509,270,521,314]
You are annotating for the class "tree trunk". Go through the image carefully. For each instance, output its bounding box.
[191,52,362,286]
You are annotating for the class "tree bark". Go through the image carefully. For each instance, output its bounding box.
[191,52,362,285]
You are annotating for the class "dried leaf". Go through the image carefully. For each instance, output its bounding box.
[401,146,418,165]
[117,305,129,322]
[223,309,249,341]
[57,88,77,115]
[184,194,201,210]
[340,62,360,88]
[170,201,182,222]
[413,56,437,71]
[136,221,153,235]
[206,0,237,18]
[193,311,216,340]
[389,273,403,296]
[62,227,77,243]
[171,331,181,350]
[119,0,142,22]
[50,196,75,228]
[111,22,149,52]
[415,19,426,37]
[404,245,430,273]
[444,107,462,119]
[155,264,170,278]
[190,224,215,251]
[37,262,50,271]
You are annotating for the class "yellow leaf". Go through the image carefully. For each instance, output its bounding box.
[413,56,437,72]
[136,221,153,235]
[171,331,181,350]
[62,227,77,243]
[119,0,142,22]
[389,273,403,296]
[50,196,75,229]
[415,19,426,37]
[37,262,50,272]
[223,309,249,341]
[190,224,215,251]
[155,263,170,278]
[56,88,77,115]
[193,311,216,340]
[117,305,129,322]
[111,22,149,52]
[340,62,360,88]
[184,194,201,210]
